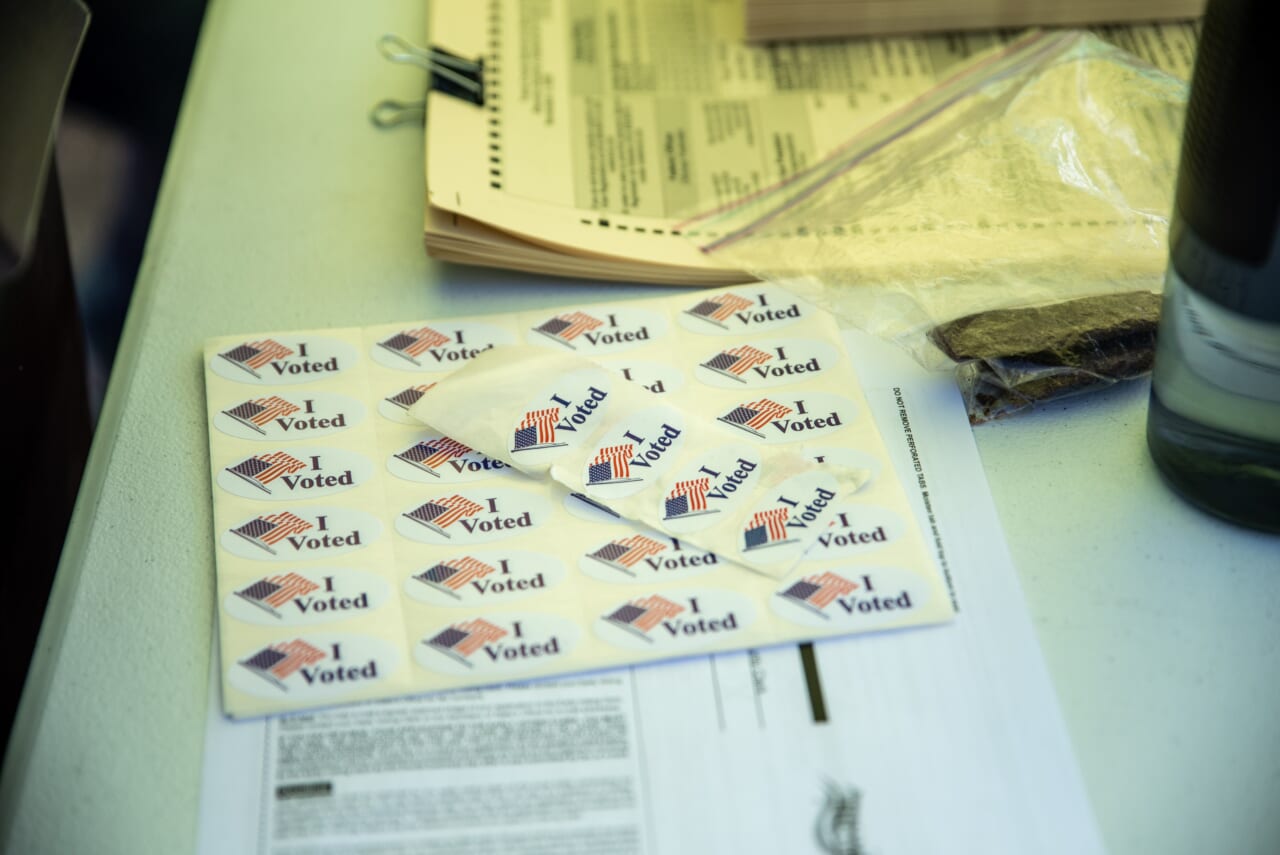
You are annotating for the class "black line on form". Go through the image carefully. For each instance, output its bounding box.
[709,656,727,732]
[799,643,827,724]
[749,650,766,728]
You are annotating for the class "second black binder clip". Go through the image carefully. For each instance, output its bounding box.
[370,34,485,129]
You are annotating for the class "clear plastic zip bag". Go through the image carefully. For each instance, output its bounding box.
[683,31,1187,422]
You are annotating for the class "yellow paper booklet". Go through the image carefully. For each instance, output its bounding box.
[204,286,953,718]
[423,0,1197,283]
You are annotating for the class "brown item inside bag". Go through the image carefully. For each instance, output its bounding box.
[927,290,1163,423]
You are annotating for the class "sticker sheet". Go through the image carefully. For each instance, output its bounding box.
[203,285,954,718]
[406,345,869,578]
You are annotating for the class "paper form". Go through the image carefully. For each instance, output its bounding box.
[196,328,1104,854]
[203,286,953,718]
[426,0,1197,276]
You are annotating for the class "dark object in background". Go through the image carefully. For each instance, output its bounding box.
[63,0,209,384]
[0,0,92,761]
[1147,0,1280,532]
[929,290,1162,423]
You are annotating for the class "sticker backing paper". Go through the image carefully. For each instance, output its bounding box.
[203,285,954,717]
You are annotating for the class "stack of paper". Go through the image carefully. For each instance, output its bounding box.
[745,0,1202,41]
[198,309,1108,855]
[422,0,1197,284]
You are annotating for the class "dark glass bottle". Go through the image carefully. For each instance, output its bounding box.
[1147,0,1280,532]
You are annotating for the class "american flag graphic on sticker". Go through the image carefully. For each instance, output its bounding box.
[234,572,320,618]
[424,618,507,666]
[603,595,685,641]
[385,383,436,411]
[377,326,451,365]
[402,495,484,537]
[683,293,753,328]
[700,344,772,381]
[218,339,294,378]
[238,638,325,690]
[532,311,602,348]
[221,395,300,434]
[586,444,638,485]
[224,451,307,494]
[587,534,667,576]
[718,398,793,437]
[776,571,858,619]
[230,511,313,555]
[663,478,716,520]
[743,507,794,551]
[394,436,473,476]
[413,556,495,599]
[512,407,564,452]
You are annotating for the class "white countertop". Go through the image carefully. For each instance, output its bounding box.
[2,1,1277,853]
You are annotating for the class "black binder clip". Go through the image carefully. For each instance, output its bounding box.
[377,34,484,106]
[371,35,485,128]
[427,45,485,106]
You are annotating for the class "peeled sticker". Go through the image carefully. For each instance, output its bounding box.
[409,346,867,578]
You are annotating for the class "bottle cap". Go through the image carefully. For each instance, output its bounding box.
[1172,0,1280,321]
